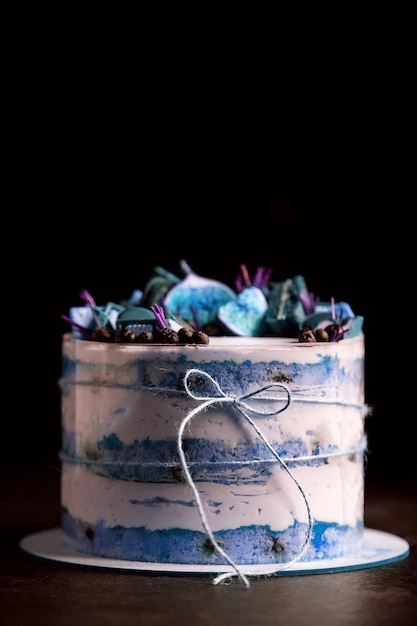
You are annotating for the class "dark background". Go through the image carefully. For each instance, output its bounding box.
[3,4,415,480]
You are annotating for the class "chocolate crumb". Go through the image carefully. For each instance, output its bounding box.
[153,327,180,344]
[117,330,138,343]
[91,327,115,343]
[314,328,330,342]
[325,324,344,341]
[192,330,210,345]
[298,328,316,343]
[136,331,154,343]
[177,327,195,343]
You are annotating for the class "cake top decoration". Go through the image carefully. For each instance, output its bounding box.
[62,261,363,344]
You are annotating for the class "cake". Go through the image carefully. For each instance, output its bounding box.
[59,263,367,586]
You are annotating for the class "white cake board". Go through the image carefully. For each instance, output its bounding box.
[20,527,410,576]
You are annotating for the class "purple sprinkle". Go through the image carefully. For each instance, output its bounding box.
[79,289,96,306]
[150,303,168,329]
[61,315,92,337]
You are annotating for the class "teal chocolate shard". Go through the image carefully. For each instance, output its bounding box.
[115,306,157,337]
[265,275,308,337]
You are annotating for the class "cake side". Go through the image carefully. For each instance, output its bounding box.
[60,333,366,565]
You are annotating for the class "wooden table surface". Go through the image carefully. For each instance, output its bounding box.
[1,463,416,626]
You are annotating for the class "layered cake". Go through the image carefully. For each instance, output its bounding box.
[59,263,367,585]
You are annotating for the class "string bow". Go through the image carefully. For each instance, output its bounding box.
[177,368,313,588]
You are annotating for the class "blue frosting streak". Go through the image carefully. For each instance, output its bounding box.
[62,508,363,565]
[61,431,336,485]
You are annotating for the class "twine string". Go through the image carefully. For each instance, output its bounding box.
[62,378,369,413]
[60,436,367,470]
[178,368,314,588]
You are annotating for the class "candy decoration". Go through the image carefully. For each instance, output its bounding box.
[217,285,268,336]
[163,260,236,327]
[265,275,309,337]
[61,264,364,343]
[217,264,270,336]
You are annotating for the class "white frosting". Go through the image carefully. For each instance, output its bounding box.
[62,457,363,531]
